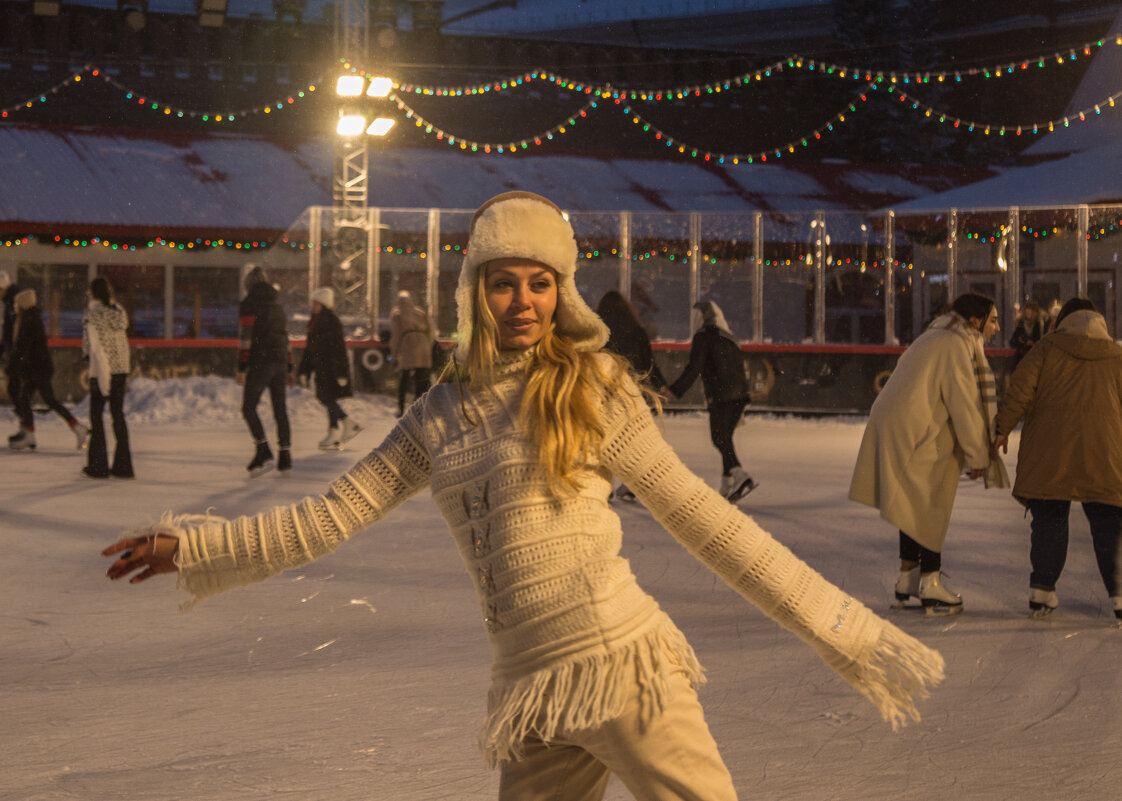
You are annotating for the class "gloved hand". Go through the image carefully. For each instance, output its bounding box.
[337,377,349,388]
[298,374,310,389]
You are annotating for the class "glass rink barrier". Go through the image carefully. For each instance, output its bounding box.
[4,204,1119,413]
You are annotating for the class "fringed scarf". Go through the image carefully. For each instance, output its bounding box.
[928,312,1010,489]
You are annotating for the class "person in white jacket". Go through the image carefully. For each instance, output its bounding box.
[849,293,1007,615]
[102,191,944,801]
[82,277,132,479]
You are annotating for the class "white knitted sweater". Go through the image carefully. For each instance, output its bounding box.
[151,350,943,764]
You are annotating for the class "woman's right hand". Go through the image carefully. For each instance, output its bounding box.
[102,534,179,584]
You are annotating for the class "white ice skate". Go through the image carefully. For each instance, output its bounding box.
[721,468,758,503]
[892,566,921,609]
[339,417,363,445]
[9,429,36,451]
[318,425,343,450]
[1028,588,1059,619]
[1112,596,1122,627]
[919,571,964,617]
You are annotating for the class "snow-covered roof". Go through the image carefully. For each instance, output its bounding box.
[0,123,976,234]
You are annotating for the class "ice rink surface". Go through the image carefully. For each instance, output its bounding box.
[3,378,1120,801]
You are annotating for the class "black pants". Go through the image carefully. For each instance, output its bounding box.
[13,371,75,430]
[1027,499,1122,597]
[708,399,747,475]
[242,363,291,448]
[899,531,941,572]
[87,373,132,477]
[398,367,431,414]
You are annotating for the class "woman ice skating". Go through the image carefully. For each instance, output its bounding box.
[103,191,943,800]
[7,288,89,452]
[297,287,362,450]
[389,289,435,416]
[82,277,133,479]
[849,292,1008,616]
[668,299,757,502]
[994,298,1122,623]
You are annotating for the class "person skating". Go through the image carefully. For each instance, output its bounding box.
[849,293,1008,616]
[103,191,943,801]
[237,265,293,476]
[82,277,133,479]
[596,289,669,503]
[668,300,757,502]
[994,298,1122,624]
[389,290,435,416]
[297,287,362,451]
[7,288,89,452]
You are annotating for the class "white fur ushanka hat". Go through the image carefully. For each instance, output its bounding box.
[454,191,609,361]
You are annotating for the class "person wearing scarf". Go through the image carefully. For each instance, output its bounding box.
[668,300,758,502]
[103,192,945,800]
[850,293,1008,615]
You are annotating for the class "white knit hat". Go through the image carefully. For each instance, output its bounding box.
[311,286,334,309]
[454,191,608,361]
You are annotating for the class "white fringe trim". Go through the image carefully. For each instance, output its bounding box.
[481,622,703,766]
[839,620,945,730]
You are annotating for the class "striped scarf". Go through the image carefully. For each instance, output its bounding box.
[971,326,1010,489]
[928,312,1010,489]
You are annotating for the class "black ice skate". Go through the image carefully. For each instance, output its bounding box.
[247,442,274,477]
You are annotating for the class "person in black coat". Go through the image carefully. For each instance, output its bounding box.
[669,300,757,501]
[596,290,668,393]
[7,288,89,451]
[298,287,362,450]
[238,265,293,475]
[597,290,669,502]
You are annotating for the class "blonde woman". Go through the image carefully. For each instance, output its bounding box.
[103,192,943,800]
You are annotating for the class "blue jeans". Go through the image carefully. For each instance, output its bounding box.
[1027,499,1122,597]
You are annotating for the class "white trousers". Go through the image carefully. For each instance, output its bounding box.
[497,670,738,801]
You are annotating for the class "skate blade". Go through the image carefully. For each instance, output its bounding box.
[923,604,964,617]
[248,463,275,478]
[727,480,759,503]
[1028,605,1057,620]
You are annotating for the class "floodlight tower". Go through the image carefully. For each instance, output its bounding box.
[333,0,371,221]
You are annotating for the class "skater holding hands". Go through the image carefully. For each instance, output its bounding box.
[104,191,943,800]
[850,293,1008,616]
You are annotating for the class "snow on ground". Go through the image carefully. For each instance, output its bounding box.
[3,379,1121,801]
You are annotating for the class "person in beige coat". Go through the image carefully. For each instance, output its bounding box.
[849,293,1006,615]
[389,290,434,416]
[993,298,1122,623]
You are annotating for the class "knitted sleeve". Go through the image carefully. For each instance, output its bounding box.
[599,379,944,729]
[130,408,432,609]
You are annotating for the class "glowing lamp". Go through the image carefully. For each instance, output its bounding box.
[336,75,365,97]
[366,117,395,136]
[366,77,393,98]
[336,114,367,136]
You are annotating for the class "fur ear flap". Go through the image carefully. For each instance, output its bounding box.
[455,192,608,362]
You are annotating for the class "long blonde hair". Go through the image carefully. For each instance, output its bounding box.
[441,269,658,494]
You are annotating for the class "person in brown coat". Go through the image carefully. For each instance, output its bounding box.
[389,290,434,416]
[994,298,1122,623]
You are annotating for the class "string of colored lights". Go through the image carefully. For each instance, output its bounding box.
[0,233,277,251]
[890,85,1122,136]
[614,87,875,163]
[353,34,1122,100]
[389,93,601,152]
[0,64,321,121]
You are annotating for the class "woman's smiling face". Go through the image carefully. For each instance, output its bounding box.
[483,259,558,351]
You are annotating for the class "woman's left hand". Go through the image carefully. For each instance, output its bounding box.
[102,534,179,583]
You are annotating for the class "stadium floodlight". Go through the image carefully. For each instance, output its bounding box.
[336,114,367,136]
[366,77,393,98]
[336,75,365,97]
[366,117,395,136]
